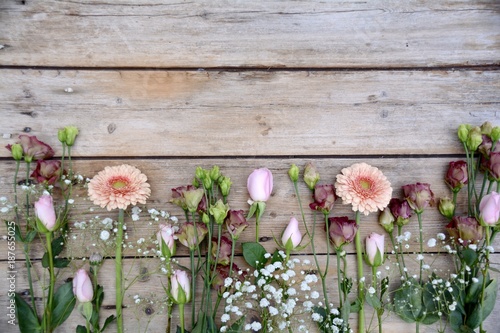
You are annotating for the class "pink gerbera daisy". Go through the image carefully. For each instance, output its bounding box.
[88,164,151,211]
[335,162,392,215]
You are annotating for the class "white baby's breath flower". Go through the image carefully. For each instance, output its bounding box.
[427,238,436,247]
[368,287,376,295]
[100,230,110,241]
[468,244,477,251]
[437,233,446,240]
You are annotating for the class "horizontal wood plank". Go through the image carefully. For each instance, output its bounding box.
[1,69,499,157]
[1,157,498,259]
[2,255,499,332]
[0,1,498,68]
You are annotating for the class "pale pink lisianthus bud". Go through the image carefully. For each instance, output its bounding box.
[72,269,94,303]
[365,232,384,267]
[282,217,302,250]
[34,194,57,231]
[479,191,500,226]
[171,270,191,304]
[247,168,273,202]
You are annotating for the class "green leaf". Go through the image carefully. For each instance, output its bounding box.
[51,281,76,329]
[421,313,440,325]
[465,303,481,329]
[365,292,381,309]
[51,235,66,256]
[14,293,41,333]
[481,278,498,321]
[227,317,245,332]
[247,202,258,219]
[341,300,350,323]
[449,310,463,333]
[242,242,267,268]
[461,248,478,267]
[53,257,71,268]
[101,314,117,332]
[24,230,37,243]
[76,325,87,333]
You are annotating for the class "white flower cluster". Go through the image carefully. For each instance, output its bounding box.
[219,253,319,332]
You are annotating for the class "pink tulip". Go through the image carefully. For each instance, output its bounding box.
[34,194,57,231]
[282,217,302,250]
[365,232,384,267]
[479,192,500,226]
[72,269,94,302]
[171,270,191,304]
[247,168,273,202]
[157,224,176,258]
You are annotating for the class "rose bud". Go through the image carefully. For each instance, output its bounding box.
[378,208,395,233]
[309,184,337,214]
[157,223,176,258]
[8,143,23,161]
[445,161,468,192]
[288,164,300,182]
[402,183,434,214]
[282,217,302,251]
[170,270,191,304]
[225,210,249,240]
[247,168,273,202]
[388,198,412,226]
[365,232,385,267]
[176,222,208,250]
[487,152,500,181]
[17,135,54,162]
[34,194,57,232]
[63,126,79,146]
[209,199,229,225]
[467,126,483,152]
[446,216,483,246]
[479,191,500,226]
[327,216,358,250]
[211,233,233,265]
[72,269,94,303]
[438,197,455,219]
[31,160,63,186]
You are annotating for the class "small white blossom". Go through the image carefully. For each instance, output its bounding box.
[427,238,436,247]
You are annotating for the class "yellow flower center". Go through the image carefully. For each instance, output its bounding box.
[360,179,371,190]
[112,180,128,189]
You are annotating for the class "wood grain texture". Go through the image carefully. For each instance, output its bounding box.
[0,0,499,68]
[1,157,499,259]
[2,255,499,333]
[1,69,499,157]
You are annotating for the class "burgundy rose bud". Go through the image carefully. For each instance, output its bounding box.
[487,152,500,181]
[211,263,245,293]
[402,183,434,214]
[445,216,483,246]
[211,233,233,265]
[13,135,55,162]
[445,161,468,192]
[31,160,63,185]
[388,198,412,226]
[327,216,358,249]
[225,210,249,240]
[309,184,337,214]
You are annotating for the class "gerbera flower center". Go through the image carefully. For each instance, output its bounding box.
[110,178,129,190]
[359,178,372,190]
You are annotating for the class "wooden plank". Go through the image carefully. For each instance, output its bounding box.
[1,69,499,157]
[2,255,499,332]
[0,1,498,68]
[1,157,499,259]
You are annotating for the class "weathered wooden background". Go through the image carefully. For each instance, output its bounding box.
[1,0,499,332]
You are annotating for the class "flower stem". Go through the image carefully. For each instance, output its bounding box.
[45,231,55,333]
[336,249,343,308]
[179,303,185,333]
[372,266,382,333]
[416,212,424,283]
[115,209,124,333]
[255,206,260,242]
[479,226,491,333]
[354,211,365,333]
[190,249,196,328]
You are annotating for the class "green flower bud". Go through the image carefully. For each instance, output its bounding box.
[184,188,205,213]
[89,252,103,266]
[195,166,205,180]
[491,126,500,143]
[209,199,229,225]
[467,126,482,152]
[303,162,320,190]
[10,143,23,161]
[210,165,221,181]
[202,213,210,224]
[378,208,395,233]
[438,197,455,219]
[457,124,470,143]
[288,164,299,182]
[57,128,67,144]
[219,176,232,197]
[481,121,493,136]
[63,126,79,146]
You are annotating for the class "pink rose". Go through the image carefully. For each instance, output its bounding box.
[282,217,302,250]
[479,192,500,226]
[72,269,93,302]
[365,232,384,267]
[157,224,176,258]
[171,270,191,304]
[247,168,273,202]
[34,194,57,231]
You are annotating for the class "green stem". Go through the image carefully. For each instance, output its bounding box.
[255,206,260,242]
[397,226,409,280]
[25,161,31,216]
[190,249,196,328]
[372,266,382,333]
[179,303,185,333]
[229,236,236,275]
[45,232,55,333]
[322,213,331,309]
[479,226,491,333]
[354,211,365,333]
[416,212,424,283]
[336,249,343,308]
[115,209,124,333]
[13,160,21,223]
[389,231,404,278]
